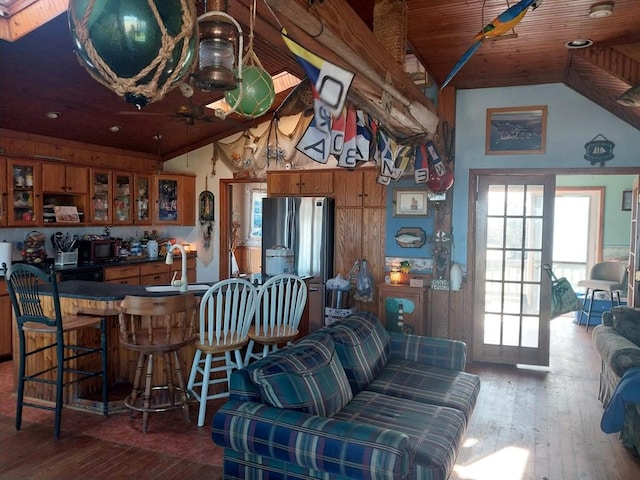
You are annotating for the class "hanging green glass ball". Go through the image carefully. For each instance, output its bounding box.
[225,65,275,118]
[68,0,197,108]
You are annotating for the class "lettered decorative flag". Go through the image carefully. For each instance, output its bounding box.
[414,143,429,184]
[330,108,346,155]
[355,110,373,161]
[281,31,354,117]
[338,108,357,168]
[296,94,332,164]
[377,129,398,179]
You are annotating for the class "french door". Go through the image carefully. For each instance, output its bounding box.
[473,174,555,366]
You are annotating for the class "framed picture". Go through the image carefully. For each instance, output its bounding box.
[622,190,633,211]
[393,188,428,217]
[485,105,547,155]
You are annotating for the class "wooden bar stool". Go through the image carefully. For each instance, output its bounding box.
[6,263,109,439]
[118,294,197,433]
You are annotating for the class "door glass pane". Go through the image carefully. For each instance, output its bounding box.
[484,314,501,344]
[486,249,504,281]
[504,282,522,314]
[487,218,505,248]
[505,250,522,281]
[485,281,503,312]
[506,185,524,216]
[523,283,541,315]
[524,250,542,282]
[527,186,544,216]
[488,185,505,215]
[522,317,540,348]
[502,315,521,346]
[525,217,543,249]
[505,218,523,249]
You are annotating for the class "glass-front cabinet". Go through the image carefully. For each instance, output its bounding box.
[154,175,179,224]
[114,172,132,224]
[7,159,40,227]
[134,174,151,225]
[90,169,112,224]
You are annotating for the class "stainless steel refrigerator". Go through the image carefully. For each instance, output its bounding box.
[261,196,335,332]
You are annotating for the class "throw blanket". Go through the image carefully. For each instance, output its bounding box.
[601,367,640,433]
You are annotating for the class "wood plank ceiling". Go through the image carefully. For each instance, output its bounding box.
[0,0,638,161]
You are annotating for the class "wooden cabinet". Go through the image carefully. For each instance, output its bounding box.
[6,158,41,227]
[0,280,12,358]
[104,264,141,285]
[42,163,88,194]
[113,172,133,224]
[267,171,334,196]
[0,157,6,226]
[89,169,112,224]
[139,261,172,285]
[628,176,640,308]
[134,174,152,224]
[153,174,196,225]
[378,283,429,336]
[333,168,386,207]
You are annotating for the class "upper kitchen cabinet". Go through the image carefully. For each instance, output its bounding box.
[267,171,334,196]
[6,158,41,227]
[42,163,88,194]
[153,174,196,225]
[134,174,152,225]
[333,168,386,207]
[113,172,133,224]
[89,169,112,224]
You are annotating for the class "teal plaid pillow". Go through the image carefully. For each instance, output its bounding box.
[249,333,353,417]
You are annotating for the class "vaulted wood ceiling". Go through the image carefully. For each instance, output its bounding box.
[0,0,638,162]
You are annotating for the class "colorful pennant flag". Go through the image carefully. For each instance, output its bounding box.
[338,108,357,168]
[355,110,373,161]
[296,96,332,164]
[281,31,354,117]
[330,109,346,155]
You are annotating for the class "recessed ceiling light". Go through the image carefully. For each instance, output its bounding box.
[565,39,594,49]
[109,125,120,132]
[589,2,614,18]
[45,111,60,119]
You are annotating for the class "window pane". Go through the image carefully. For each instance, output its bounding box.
[505,218,523,249]
[503,315,521,346]
[488,186,506,215]
[506,185,524,216]
[487,218,505,248]
[484,314,501,345]
[486,250,504,281]
[522,316,540,348]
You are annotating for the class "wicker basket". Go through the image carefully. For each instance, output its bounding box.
[373,0,408,65]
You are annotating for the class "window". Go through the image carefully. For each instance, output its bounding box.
[250,190,266,238]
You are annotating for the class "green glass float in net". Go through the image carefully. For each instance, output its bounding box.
[224,51,275,118]
[68,0,198,108]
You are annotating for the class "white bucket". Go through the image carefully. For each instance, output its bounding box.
[265,246,294,276]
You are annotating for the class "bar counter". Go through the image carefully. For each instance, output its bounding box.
[11,280,212,413]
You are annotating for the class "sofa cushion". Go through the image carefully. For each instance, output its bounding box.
[334,391,466,480]
[248,333,353,417]
[610,307,640,347]
[326,311,390,393]
[593,325,640,378]
[367,358,481,422]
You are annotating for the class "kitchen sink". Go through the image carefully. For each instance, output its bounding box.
[145,284,211,293]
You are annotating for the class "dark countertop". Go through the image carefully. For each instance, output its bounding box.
[55,280,213,301]
[52,252,199,274]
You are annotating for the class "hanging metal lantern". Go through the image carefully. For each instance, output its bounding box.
[584,133,615,167]
[68,0,198,108]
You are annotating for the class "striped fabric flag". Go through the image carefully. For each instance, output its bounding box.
[338,108,357,168]
[330,109,346,155]
[355,110,373,161]
[414,143,429,184]
[281,31,354,117]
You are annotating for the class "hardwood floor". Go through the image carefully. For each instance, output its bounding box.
[0,315,638,479]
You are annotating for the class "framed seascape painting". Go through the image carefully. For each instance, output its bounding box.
[485,105,547,155]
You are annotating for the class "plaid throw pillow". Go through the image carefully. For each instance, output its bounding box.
[249,333,353,417]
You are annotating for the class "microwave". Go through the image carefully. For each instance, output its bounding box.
[77,239,120,264]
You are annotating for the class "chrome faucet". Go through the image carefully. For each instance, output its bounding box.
[166,244,188,293]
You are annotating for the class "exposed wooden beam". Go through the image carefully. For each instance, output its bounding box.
[264,0,440,140]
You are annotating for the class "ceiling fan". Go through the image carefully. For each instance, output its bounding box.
[118,100,219,125]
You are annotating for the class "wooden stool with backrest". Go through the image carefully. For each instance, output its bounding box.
[5,263,109,439]
[244,273,307,365]
[118,294,197,433]
[187,278,257,427]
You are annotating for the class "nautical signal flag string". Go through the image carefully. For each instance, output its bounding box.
[281,30,354,118]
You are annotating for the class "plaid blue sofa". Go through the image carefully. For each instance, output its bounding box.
[212,312,481,479]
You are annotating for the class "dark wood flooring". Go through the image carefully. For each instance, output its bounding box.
[0,315,639,479]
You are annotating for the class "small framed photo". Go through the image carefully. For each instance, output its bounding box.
[486,105,547,155]
[622,190,633,211]
[393,188,428,217]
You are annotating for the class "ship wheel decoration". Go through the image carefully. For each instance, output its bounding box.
[584,133,615,167]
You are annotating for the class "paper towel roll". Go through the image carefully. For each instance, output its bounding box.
[0,242,12,276]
